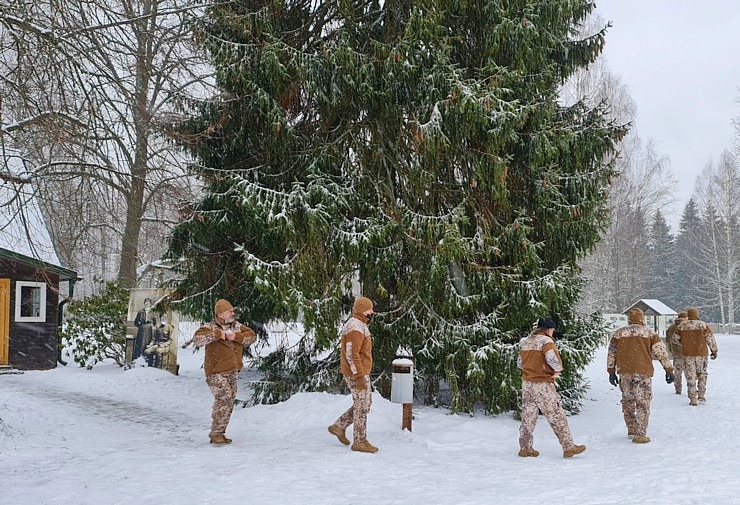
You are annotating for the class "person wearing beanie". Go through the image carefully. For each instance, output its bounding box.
[607,308,674,443]
[328,296,378,453]
[665,311,688,395]
[192,299,257,444]
[517,318,586,459]
[674,307,718,406]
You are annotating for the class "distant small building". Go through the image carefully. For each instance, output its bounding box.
[0,248,78,370]
[622,299,677,336]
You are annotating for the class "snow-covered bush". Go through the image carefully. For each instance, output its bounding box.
[60,280,128,369]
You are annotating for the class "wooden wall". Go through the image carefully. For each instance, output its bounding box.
[0,258,60,370]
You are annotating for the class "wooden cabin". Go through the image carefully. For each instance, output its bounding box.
[0,247,78,370]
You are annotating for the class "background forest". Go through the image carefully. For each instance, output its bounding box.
[2,1,739,412]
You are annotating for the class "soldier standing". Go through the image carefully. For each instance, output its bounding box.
[674,307,718,406]
[665,311,688,395]
[517,318,586,458]
[193,299,257,444]
[607,308,674,443]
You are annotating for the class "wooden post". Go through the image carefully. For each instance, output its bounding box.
[402,403,412,431]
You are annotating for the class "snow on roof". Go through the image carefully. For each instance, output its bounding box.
[623,298,677,316]
[0,151,61,266]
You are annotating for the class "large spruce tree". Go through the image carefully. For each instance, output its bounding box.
[167,1,625,414]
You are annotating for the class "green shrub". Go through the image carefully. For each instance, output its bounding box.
[60,280,129,369]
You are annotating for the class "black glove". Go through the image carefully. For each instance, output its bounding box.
[710,351,717,360]
[609,372,619,386]
[665,371,675,384]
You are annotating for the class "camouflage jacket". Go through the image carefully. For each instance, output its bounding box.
[193,317,256,376]
[675,319,717,357]
[607,323,673,376]
[518,330,563,383]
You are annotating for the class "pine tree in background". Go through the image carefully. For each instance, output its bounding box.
[647,209,677,308]
[674,199,703,313]
[167,1,625,414]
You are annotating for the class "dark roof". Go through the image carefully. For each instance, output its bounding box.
[0,247,78,281]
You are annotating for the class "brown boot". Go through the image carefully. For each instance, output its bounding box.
[698,394,706,402]
[563,444,586,458]
[351,440,379,453]
[518,448,540,457]
[632,435,651,444]
[209,433,230,445]
[328,424,350,445]
[689,398,698,406]
[222,434,233,444]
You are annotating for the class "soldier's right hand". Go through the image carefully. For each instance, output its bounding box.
[608,372,619,387]
[356,375,368,391]
[711,351,717,360]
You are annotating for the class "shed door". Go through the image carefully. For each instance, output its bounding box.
[0,278,9,365]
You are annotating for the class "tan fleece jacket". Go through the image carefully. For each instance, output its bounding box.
[193,317,256,376]
[607,323,673,376]
[340,313,373,378]
[675,317,717,357]
[517,330,563,383]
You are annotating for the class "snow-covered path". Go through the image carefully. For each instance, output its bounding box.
[2,334,739,505]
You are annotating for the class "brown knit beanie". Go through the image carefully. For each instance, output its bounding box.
[628,308,644,325]
[677,310,688,321]
[353,296,374,314]
[214,299,234,315]
[687,307,699,320]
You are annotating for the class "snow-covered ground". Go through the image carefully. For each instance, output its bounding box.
[1,331,738,505]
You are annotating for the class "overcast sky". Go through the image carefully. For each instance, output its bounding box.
[594,1,740,231]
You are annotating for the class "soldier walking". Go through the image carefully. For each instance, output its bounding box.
[674,307,718,406]
[607,308,674,443]
[665,311,688,395]
[517,318,586,458]
[328,297,379,453]
[193,299,257,444]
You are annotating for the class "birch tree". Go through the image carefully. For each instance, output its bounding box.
[692,152,740,324]
[561,14,677,314]
[578,131,677,312]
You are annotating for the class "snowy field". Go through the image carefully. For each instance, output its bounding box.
[1,331,738,505]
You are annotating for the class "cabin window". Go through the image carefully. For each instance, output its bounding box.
[15,281,47,322]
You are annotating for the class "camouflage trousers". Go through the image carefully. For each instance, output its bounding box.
[684,356,709,402]
[206,371,239,434]
[672,357,685,393]
[619,373,652,437]
[519,381,574,451]
[335,375,372,443]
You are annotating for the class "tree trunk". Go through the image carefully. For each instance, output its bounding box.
[117,3,152,289]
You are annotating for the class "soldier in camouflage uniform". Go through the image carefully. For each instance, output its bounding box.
[517,318,586,459]
[607,308,674,444]
[674,307,718,406]
[193,299,257,445]
[665,311,687,394]
[328,297,378,453]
